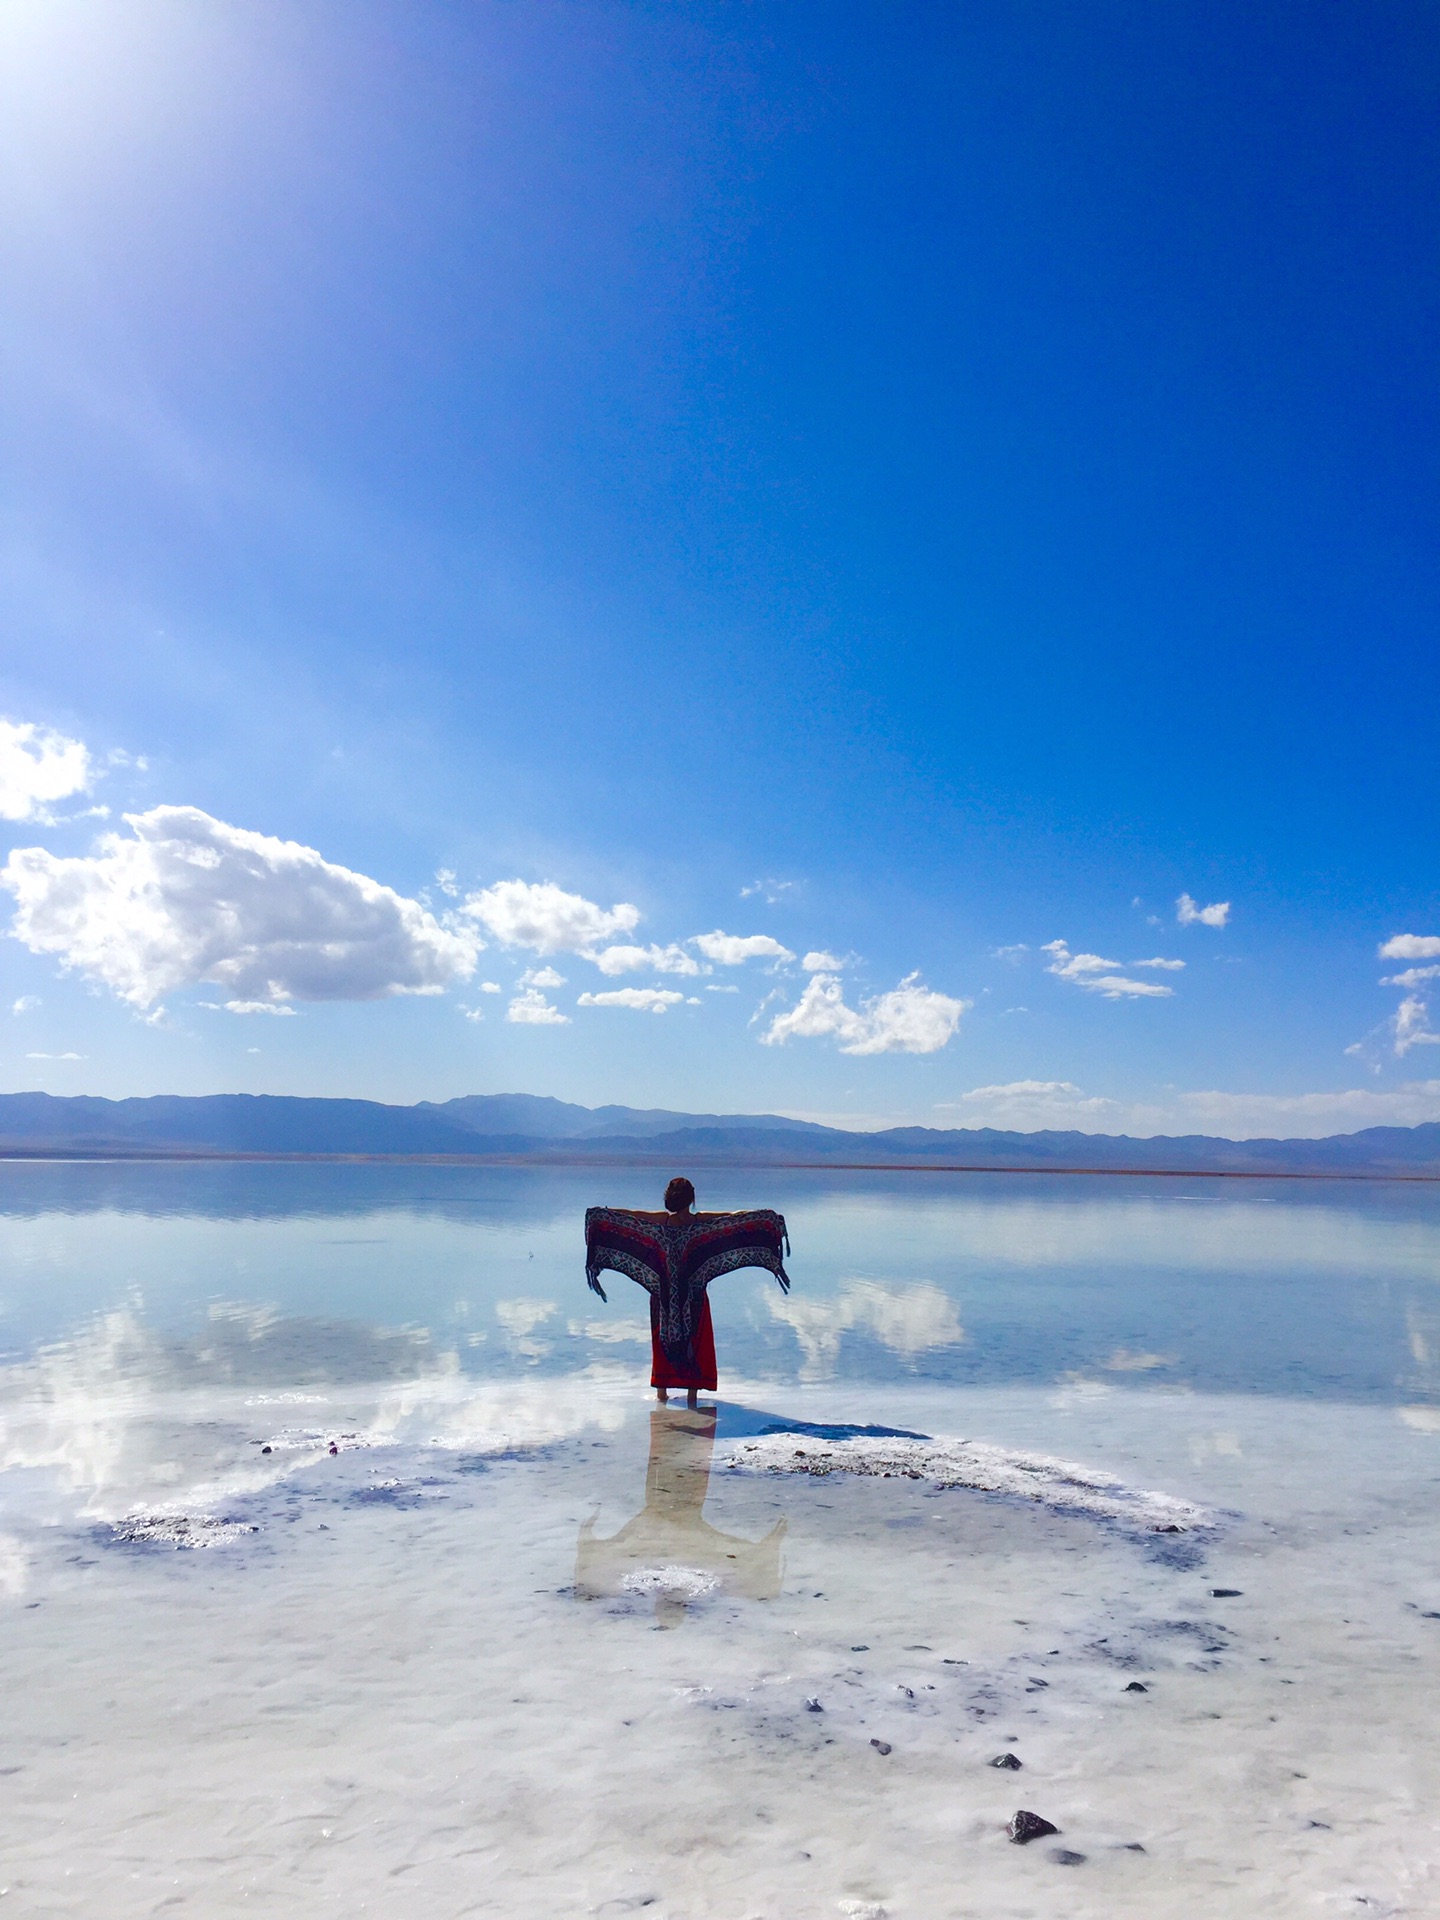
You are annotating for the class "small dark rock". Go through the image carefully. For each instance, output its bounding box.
[1124,1681,1148,1693]
[851,1645,869,1651]
[261,1445,272,1454]
[1119,1842,1147,1853]
[1211,1588,1242,1598]
[329,1443,339,1456]
[1050,1848,1086,1866]
[805,1698,824,1713]
[1008,1811,1060,1845]
[990,1753,1023,1770]
[870,1739,892,1755]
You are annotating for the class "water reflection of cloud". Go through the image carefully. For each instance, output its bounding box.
[768,1280,963,1380]
[494,1297,557,1360]
[0,1305,636,1522]
[567,1317,650,1346]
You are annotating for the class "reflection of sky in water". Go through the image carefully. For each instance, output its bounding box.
[0,1163,1438,1407]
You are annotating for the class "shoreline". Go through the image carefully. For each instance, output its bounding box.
[0,1147,1437,1181]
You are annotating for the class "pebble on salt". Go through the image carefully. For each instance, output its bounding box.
[1008,1811,1059,1845]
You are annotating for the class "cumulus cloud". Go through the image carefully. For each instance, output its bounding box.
[1384,966,1440,990]
[462,880,639,956]
[576,988,686,1014]
[801,949,847,972]
[520,965,566,989]
[11,996,39,1014]
[691,930,795,966]
[762,971,966,1055]
[1177,893,1230,928]
[506,987,568,1026]
[1042,941,1174,1000]
[1132,956,1185,971]
[0,719,93,823]
[937,1080,1120,1129]
[591,942,704,976]
[1367,937,1440,1058]
[25,1050,84,1060]
[1,806,478,1011]
[1393,995,1440,1057]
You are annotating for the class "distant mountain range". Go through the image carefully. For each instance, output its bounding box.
[0,1090,1437,1176]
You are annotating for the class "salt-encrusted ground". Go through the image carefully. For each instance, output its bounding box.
[2,1374,1438,1917]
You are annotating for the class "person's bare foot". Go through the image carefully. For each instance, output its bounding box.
[656,1388,669,1404]
[686,1388,698,1409]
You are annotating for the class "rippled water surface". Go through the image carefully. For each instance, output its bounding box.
[2,1162,1438,1917]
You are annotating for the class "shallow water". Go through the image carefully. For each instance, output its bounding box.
[2,1163,1438,1916]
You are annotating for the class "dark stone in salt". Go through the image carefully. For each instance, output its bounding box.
[1124,1681,1148,1693]
[990,1753,1023,1770]
[1211,1588,1242,1598]
[329,1443,339,1455]
[852,1645,869,1651]
[870,1739,892,1755]
[1008,1811,1059,1845]
[805,1698,824,1713]
[1050,1849,1086,1866]
[1120,1842,1147,1852]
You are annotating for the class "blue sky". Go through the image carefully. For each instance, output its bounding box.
[1,1,1437,1136]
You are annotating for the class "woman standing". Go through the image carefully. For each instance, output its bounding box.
[584,1177,790,1408]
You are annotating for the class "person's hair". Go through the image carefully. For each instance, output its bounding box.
[664,1176,696,1212]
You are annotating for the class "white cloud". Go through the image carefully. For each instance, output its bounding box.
[992,943,1029,963]
[740,878,795,904]
[705,983,741,993]
[1132,956,1185,971]
[434,867,460,897]
[1173,1082,1440,1135]
[213,1000,298,1016]
[462,880,639,956]
[577,988,686,1014]
[479,980,502,993]
[762,971,967,1055]
[506,987,569,1026]
[1177,893,1230,928]
[1,806,478,1012]
[1393,995,1440,1057]
[520,965,567,990]
[1380,934,1440,960]
[11,996,39,1014]
[25,1050,84,1060]
[937,1080,1120,1129]
[1384,966,1440,989]
[691,930,795,966]
[1042,941,1174,1000]
[0,719,92,822]
[801,949,847,972]
[590,941,704,976]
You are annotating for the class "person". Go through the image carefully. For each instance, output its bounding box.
[584,1177,790,1409]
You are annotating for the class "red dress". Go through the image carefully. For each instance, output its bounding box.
[650,1290,717,1391]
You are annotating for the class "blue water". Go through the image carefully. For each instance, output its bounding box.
[2,1159,1437,1407]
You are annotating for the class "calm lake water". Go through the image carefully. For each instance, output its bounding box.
[2,1162,1438,1917]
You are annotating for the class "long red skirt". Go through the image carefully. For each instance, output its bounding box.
[650,1292,717,1391]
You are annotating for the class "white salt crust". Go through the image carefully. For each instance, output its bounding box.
[724,1433,1215,1533]
[2,1381,1439,1918]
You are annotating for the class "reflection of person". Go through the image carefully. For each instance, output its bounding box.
[584,1178,790,1408]
[575,1405,787,1627]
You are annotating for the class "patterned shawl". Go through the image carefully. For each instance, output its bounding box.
[585,1207,790,1370]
